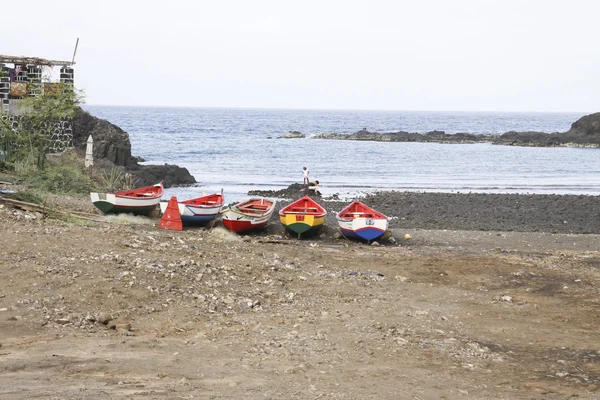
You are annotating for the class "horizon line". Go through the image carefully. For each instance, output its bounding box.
[81,104,594,115]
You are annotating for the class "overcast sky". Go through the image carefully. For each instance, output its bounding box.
[3,0,598,112]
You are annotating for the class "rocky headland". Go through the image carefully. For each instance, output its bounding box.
[311,112,600,147]
[71,108,196,187]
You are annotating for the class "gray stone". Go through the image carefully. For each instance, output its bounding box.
[98,312,112,325]
[278,131,305,139]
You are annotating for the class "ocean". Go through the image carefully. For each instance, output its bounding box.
[83,106,599,202]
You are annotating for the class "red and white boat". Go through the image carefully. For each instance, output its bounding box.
[90,182,164,215]
[220,197,276,233]
[336,199,388,242]
[159,191,224,226]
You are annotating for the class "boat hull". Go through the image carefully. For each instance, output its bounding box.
[220,198,276,234]
[279,214,325,237]
[337,218,388,241]
[221,215,269,233]
[91,193,161,215]
[336,199,389,242]
[278,196,328,238]
[159,202,222,225]
[90,182,164,215]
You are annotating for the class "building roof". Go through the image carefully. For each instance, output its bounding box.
[0,54,74,67]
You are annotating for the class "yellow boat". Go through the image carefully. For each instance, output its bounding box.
[279,195,327,239]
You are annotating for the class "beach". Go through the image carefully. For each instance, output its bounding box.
[3,1,600,397]
[1,190,600,399]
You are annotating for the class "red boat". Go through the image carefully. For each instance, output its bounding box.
[220,197,276,233]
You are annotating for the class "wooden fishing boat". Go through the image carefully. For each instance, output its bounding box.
[220,197,276,233]
[279,195,327,238]
[336,199,388,242]
[159,191,224,225]
[90,182,164,215]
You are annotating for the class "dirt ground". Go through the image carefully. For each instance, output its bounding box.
[1,195,600,399]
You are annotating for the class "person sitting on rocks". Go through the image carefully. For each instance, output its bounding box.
[307,180,321,196]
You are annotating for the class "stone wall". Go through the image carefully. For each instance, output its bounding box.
[0,65,8,113]
[0,114,73,153]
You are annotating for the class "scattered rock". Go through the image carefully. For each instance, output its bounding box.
[116,322,132,331]
[98,312,112,325]
[278,131,306,139]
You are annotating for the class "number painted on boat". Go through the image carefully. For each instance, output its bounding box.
[366,219,375,226]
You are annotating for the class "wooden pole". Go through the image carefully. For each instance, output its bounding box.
[71,38,79,65]
[209,188,224,229]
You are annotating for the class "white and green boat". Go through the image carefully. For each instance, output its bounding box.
[90,182,163,215]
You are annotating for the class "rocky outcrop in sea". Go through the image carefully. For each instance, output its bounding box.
[314,129,495,143]
[71,108,196,187]
[278,131,306,139]
[492,112,600,147]
[311,112,600,148]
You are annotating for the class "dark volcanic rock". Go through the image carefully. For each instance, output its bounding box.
[567,112,600,136]
[314,129,494,143]
[261,184,600,235]
[72,107,133,167]
[248,183,306,198]
[250,184,600,236]
[127,163,197,188]
[494,125,600,147]
[313,112,600,148]
[71,108,196,187]
[493,131,563,147]
[361,191,600,234]
[268,191,600,236]
[495,113,600,147]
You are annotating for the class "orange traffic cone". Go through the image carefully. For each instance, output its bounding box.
[159,196,182,231]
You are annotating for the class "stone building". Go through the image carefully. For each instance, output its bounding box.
[0,54,74,115]
[0,55,76,153]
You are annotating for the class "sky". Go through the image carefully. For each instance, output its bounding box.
[2,0,599,112]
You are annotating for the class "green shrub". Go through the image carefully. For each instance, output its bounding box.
[100,167,124,192]
[10,153,38,176]
[0,175,20,184]
[30,165,96,195]
[13,188,46,205]
[99,167,137,192]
